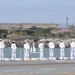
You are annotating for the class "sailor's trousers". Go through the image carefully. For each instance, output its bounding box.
[0,48,4,61]
[24,49,29,60]
[11,49,16,60]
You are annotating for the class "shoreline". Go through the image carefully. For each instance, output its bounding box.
[2,38,72,48]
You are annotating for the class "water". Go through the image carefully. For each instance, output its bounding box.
[4,47,70,59]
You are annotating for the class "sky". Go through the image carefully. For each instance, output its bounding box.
[0,0,75,27]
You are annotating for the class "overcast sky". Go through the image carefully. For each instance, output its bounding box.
[0,0,75,27]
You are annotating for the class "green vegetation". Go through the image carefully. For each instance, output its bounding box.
[71,34,75,38]
[0,26,75,39]
[0,29,7,38]
[0,27,53,39]
[0,29,7,34]
[8,27,53,37]
[31,28,52,37]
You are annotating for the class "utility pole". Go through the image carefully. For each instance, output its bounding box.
[66,17,69,28]
[20,23,22,31]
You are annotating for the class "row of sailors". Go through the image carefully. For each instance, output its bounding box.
[0,39,75,61]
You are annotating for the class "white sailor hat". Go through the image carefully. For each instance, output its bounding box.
[39,40,43,43]
[71,39,73,41]
[61,40,63,42]
[0,39,2,41]
[40,40,42,42]
[24,40,27,42]
[12,41,15,43]
[50,39,52,41]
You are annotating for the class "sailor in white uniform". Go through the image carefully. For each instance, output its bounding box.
[49,40,55,59]
[70,39,75,59]
[0,39,5,61]
[11,41,17,61]
[23,40,30,60]
[59,40,65,60]
[38,40,44,60]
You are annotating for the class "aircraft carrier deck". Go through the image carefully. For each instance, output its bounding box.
[0,58,75,75]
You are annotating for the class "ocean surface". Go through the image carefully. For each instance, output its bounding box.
[4,47,70,59]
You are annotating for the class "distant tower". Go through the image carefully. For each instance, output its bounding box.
[66,17,69,28]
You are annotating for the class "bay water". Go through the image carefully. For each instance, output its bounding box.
[4,47,70,59]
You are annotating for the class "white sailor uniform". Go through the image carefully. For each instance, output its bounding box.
[11,42,17,60]
[70,41,75,59]
[0,41,5,61]
[49,41,55,59]
[59,41,65,60]
[38,42,44,60]
[24,42,30,60]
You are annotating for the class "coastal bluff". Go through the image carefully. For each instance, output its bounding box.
[2,38,73,48]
